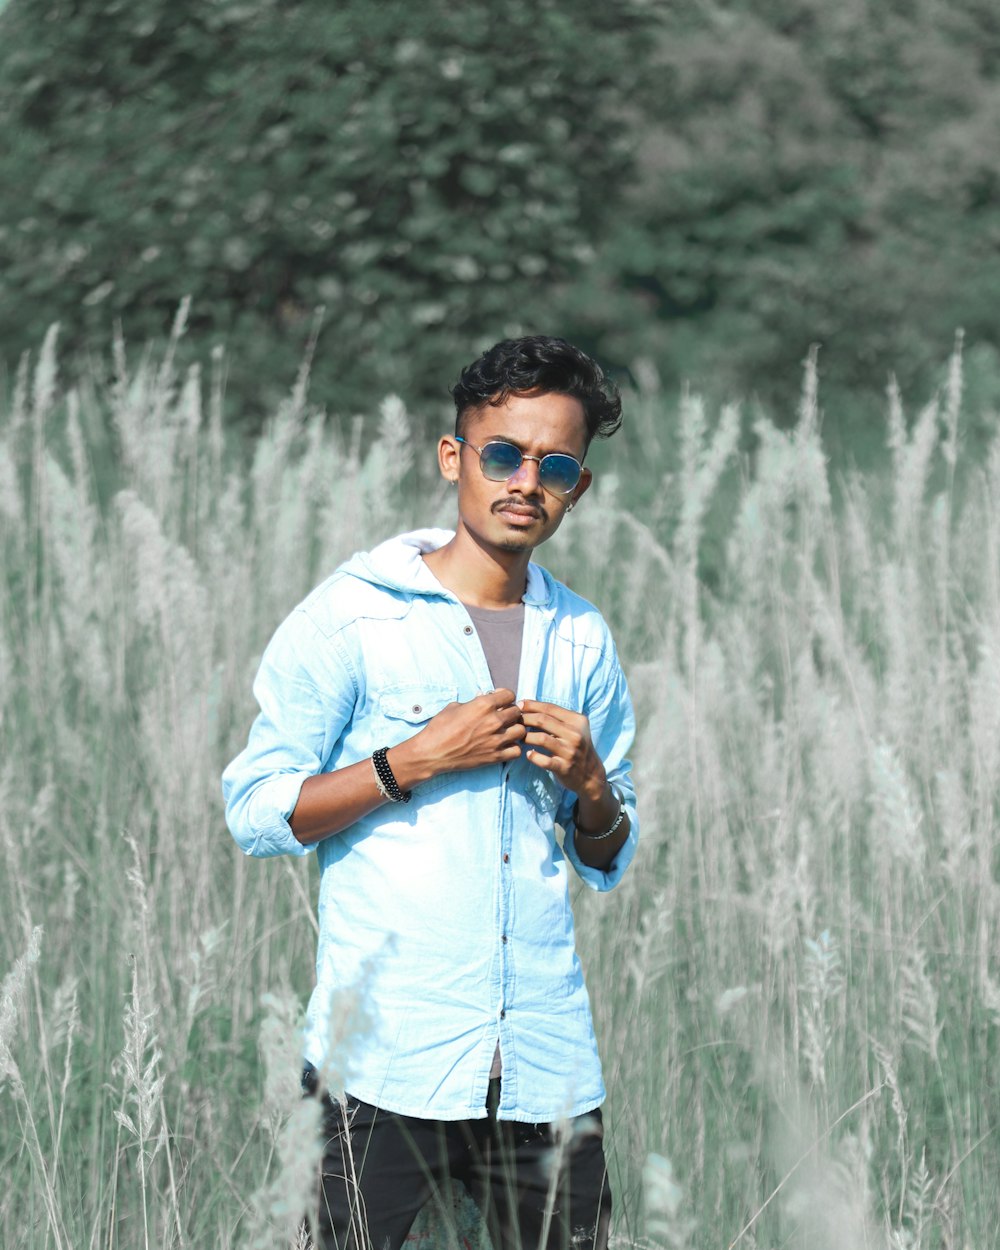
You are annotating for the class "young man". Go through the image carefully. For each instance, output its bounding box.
[222,335,639,1249]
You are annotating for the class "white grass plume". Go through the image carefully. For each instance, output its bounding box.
[113,956,166,1250]
[897,944,941,1062]
[800,930,844,1092]
[868,740,924,872]
[0,924,43,1096]
[241,991,322,1250]
[644,1152,693,1248]
[1,927,69,1249]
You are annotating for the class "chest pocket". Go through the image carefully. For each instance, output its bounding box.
[508,754,563,815]
[376,684,459,796]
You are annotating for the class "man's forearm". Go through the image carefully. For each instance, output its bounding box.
[290,689,526,844]
[289,738,434,844]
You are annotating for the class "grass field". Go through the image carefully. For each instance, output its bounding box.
[2,317,999,1249]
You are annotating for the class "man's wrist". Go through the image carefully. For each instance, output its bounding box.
[372,748,412,803]
[574,787,626,841]
[385,736,436,790]
[576,772,612,809]
[573,776,617,830]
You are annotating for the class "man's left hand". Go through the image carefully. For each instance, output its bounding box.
[518,699,607,801]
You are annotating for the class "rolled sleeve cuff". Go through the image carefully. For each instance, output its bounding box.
[562,799,639,891]
[241,772,314,858]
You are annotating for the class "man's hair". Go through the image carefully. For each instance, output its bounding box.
[451,335,622,444]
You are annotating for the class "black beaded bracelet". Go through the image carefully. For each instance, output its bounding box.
[372,746,412,803]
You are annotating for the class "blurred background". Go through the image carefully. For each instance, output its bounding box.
[3,0,1000,462]
[4,6,1000,1249]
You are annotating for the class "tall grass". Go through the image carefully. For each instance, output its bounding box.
[1,319,998,1249]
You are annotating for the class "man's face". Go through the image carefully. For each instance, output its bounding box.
[440,391,593,556]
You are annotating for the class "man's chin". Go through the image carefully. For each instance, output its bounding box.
[496,534,534,553]
[492,511,548,550]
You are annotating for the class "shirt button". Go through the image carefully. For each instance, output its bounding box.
[503,853,509,863]
[411,704,422,715]
[463,624,474,635]
[500,1009,506,1019]
[502,934,508,944]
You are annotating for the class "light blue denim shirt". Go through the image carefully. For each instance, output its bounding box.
[222,529,639,1123]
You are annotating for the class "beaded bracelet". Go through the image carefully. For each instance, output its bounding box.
[372,746,412,803]
[573,787,626,840]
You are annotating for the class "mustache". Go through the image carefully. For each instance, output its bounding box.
[492,497,548,522]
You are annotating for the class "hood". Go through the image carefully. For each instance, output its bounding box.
[340,529,554,606]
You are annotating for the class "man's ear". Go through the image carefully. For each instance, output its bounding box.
[438,434,461,484]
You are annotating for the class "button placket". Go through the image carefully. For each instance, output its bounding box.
[455,609,491,691]
[496,736,512,1036]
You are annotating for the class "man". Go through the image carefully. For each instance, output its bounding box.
[222,335,639,1249]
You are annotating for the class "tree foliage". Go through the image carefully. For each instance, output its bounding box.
[0,0,650,418]
[2,0,999,433]
[607,0,1000,420]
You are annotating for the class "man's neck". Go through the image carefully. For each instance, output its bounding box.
[422,527,531,609]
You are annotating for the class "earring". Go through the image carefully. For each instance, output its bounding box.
[567,500,575,512]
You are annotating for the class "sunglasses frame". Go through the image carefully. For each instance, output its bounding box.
[454,436,584,496]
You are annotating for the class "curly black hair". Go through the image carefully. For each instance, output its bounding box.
[451,335,622,444]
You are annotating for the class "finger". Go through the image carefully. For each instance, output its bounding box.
[494,705,525,728]
[488,687,517,707]
[524,743,574,777]
[518,703,582,734]
[525,747,566,773]
[517,698,554,715]
[518,699,578,720]
[502,743,524,760]
[520,710,563,733]
[523,730,566,752]
[497,724,526,748]
[521,713,577,743]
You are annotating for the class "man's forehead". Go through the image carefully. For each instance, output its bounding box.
[464,391,588,453]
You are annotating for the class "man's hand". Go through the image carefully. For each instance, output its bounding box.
[517,699,607,801]
[396,688,526,783]
[291,689,524,844]
[519,698,629,869]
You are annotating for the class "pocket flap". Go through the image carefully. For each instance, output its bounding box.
[379,685,458,724]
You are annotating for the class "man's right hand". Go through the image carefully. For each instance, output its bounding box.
[290,690,525,845]
[392,688,525,784]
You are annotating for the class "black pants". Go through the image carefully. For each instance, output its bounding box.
[303,1067,612,1250]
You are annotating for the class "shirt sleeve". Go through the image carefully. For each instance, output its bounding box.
[559,640,639,892]
[221,606,359,857]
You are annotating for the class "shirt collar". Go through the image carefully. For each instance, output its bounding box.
[362,529,554,608]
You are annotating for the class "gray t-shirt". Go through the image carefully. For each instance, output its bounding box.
[463,601,525,1080]
[464,602,525,696]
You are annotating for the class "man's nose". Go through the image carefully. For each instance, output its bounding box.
[507,456,542,494]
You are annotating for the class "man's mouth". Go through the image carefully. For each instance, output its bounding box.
[495,501,546,523]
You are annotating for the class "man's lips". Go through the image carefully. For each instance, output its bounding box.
[494,501,546,522]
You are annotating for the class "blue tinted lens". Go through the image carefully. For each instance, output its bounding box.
[539,454,582,494]
[479,442,524,480]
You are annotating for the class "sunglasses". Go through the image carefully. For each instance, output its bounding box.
[455,437,583,496]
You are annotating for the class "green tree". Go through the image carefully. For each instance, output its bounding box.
[0,0,651,421]
[606,0,1000,431]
